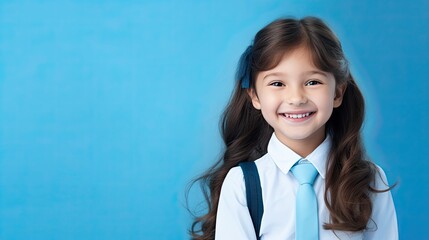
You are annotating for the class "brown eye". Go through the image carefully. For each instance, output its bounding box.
[306,80,321,86]
[270,82,284,87]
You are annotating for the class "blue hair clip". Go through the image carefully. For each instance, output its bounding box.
[236,45,253,89]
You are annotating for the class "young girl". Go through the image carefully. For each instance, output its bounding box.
[190,16,398,240]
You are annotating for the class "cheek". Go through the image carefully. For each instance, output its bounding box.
[259,94,280,111]
[314,92,336,112]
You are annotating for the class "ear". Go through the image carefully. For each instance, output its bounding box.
[247,88,261,110]
[333,83,347,108]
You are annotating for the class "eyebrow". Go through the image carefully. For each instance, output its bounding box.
[263,70,328,80]
[304,70,328,77]
[263,72,284,80]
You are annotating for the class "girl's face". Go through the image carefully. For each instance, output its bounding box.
[249,46,345,157]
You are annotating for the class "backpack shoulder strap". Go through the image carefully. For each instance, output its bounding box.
[239,161,264,239]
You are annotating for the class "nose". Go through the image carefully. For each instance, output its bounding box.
[286,87,307,106]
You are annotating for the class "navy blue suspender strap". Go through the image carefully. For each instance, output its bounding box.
[239,162,264,240]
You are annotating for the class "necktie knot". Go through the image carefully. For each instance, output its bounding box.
[291,162,318,186]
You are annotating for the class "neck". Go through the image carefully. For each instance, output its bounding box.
[275,129,326,157]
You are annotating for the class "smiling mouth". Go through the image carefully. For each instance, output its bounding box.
[281,112,315,119]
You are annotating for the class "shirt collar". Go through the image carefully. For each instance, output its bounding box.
[267,133,331,179]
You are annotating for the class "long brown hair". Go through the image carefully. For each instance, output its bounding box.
[189,16,388,239]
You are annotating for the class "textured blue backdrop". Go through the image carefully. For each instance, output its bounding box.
[0,0,428,239]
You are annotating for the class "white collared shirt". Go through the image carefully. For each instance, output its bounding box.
[215,133,398,240]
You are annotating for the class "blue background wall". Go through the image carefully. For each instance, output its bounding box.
[1,0,427,239]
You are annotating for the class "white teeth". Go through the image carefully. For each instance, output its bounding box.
[284,112,311,119]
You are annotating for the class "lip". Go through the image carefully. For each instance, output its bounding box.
[279,111,315,122]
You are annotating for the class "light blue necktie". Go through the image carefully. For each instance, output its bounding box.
[291,161,319,240]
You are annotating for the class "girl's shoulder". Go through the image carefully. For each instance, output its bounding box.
[222,153,271,190]
[371,163,393,191]
[220,153,272,206]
